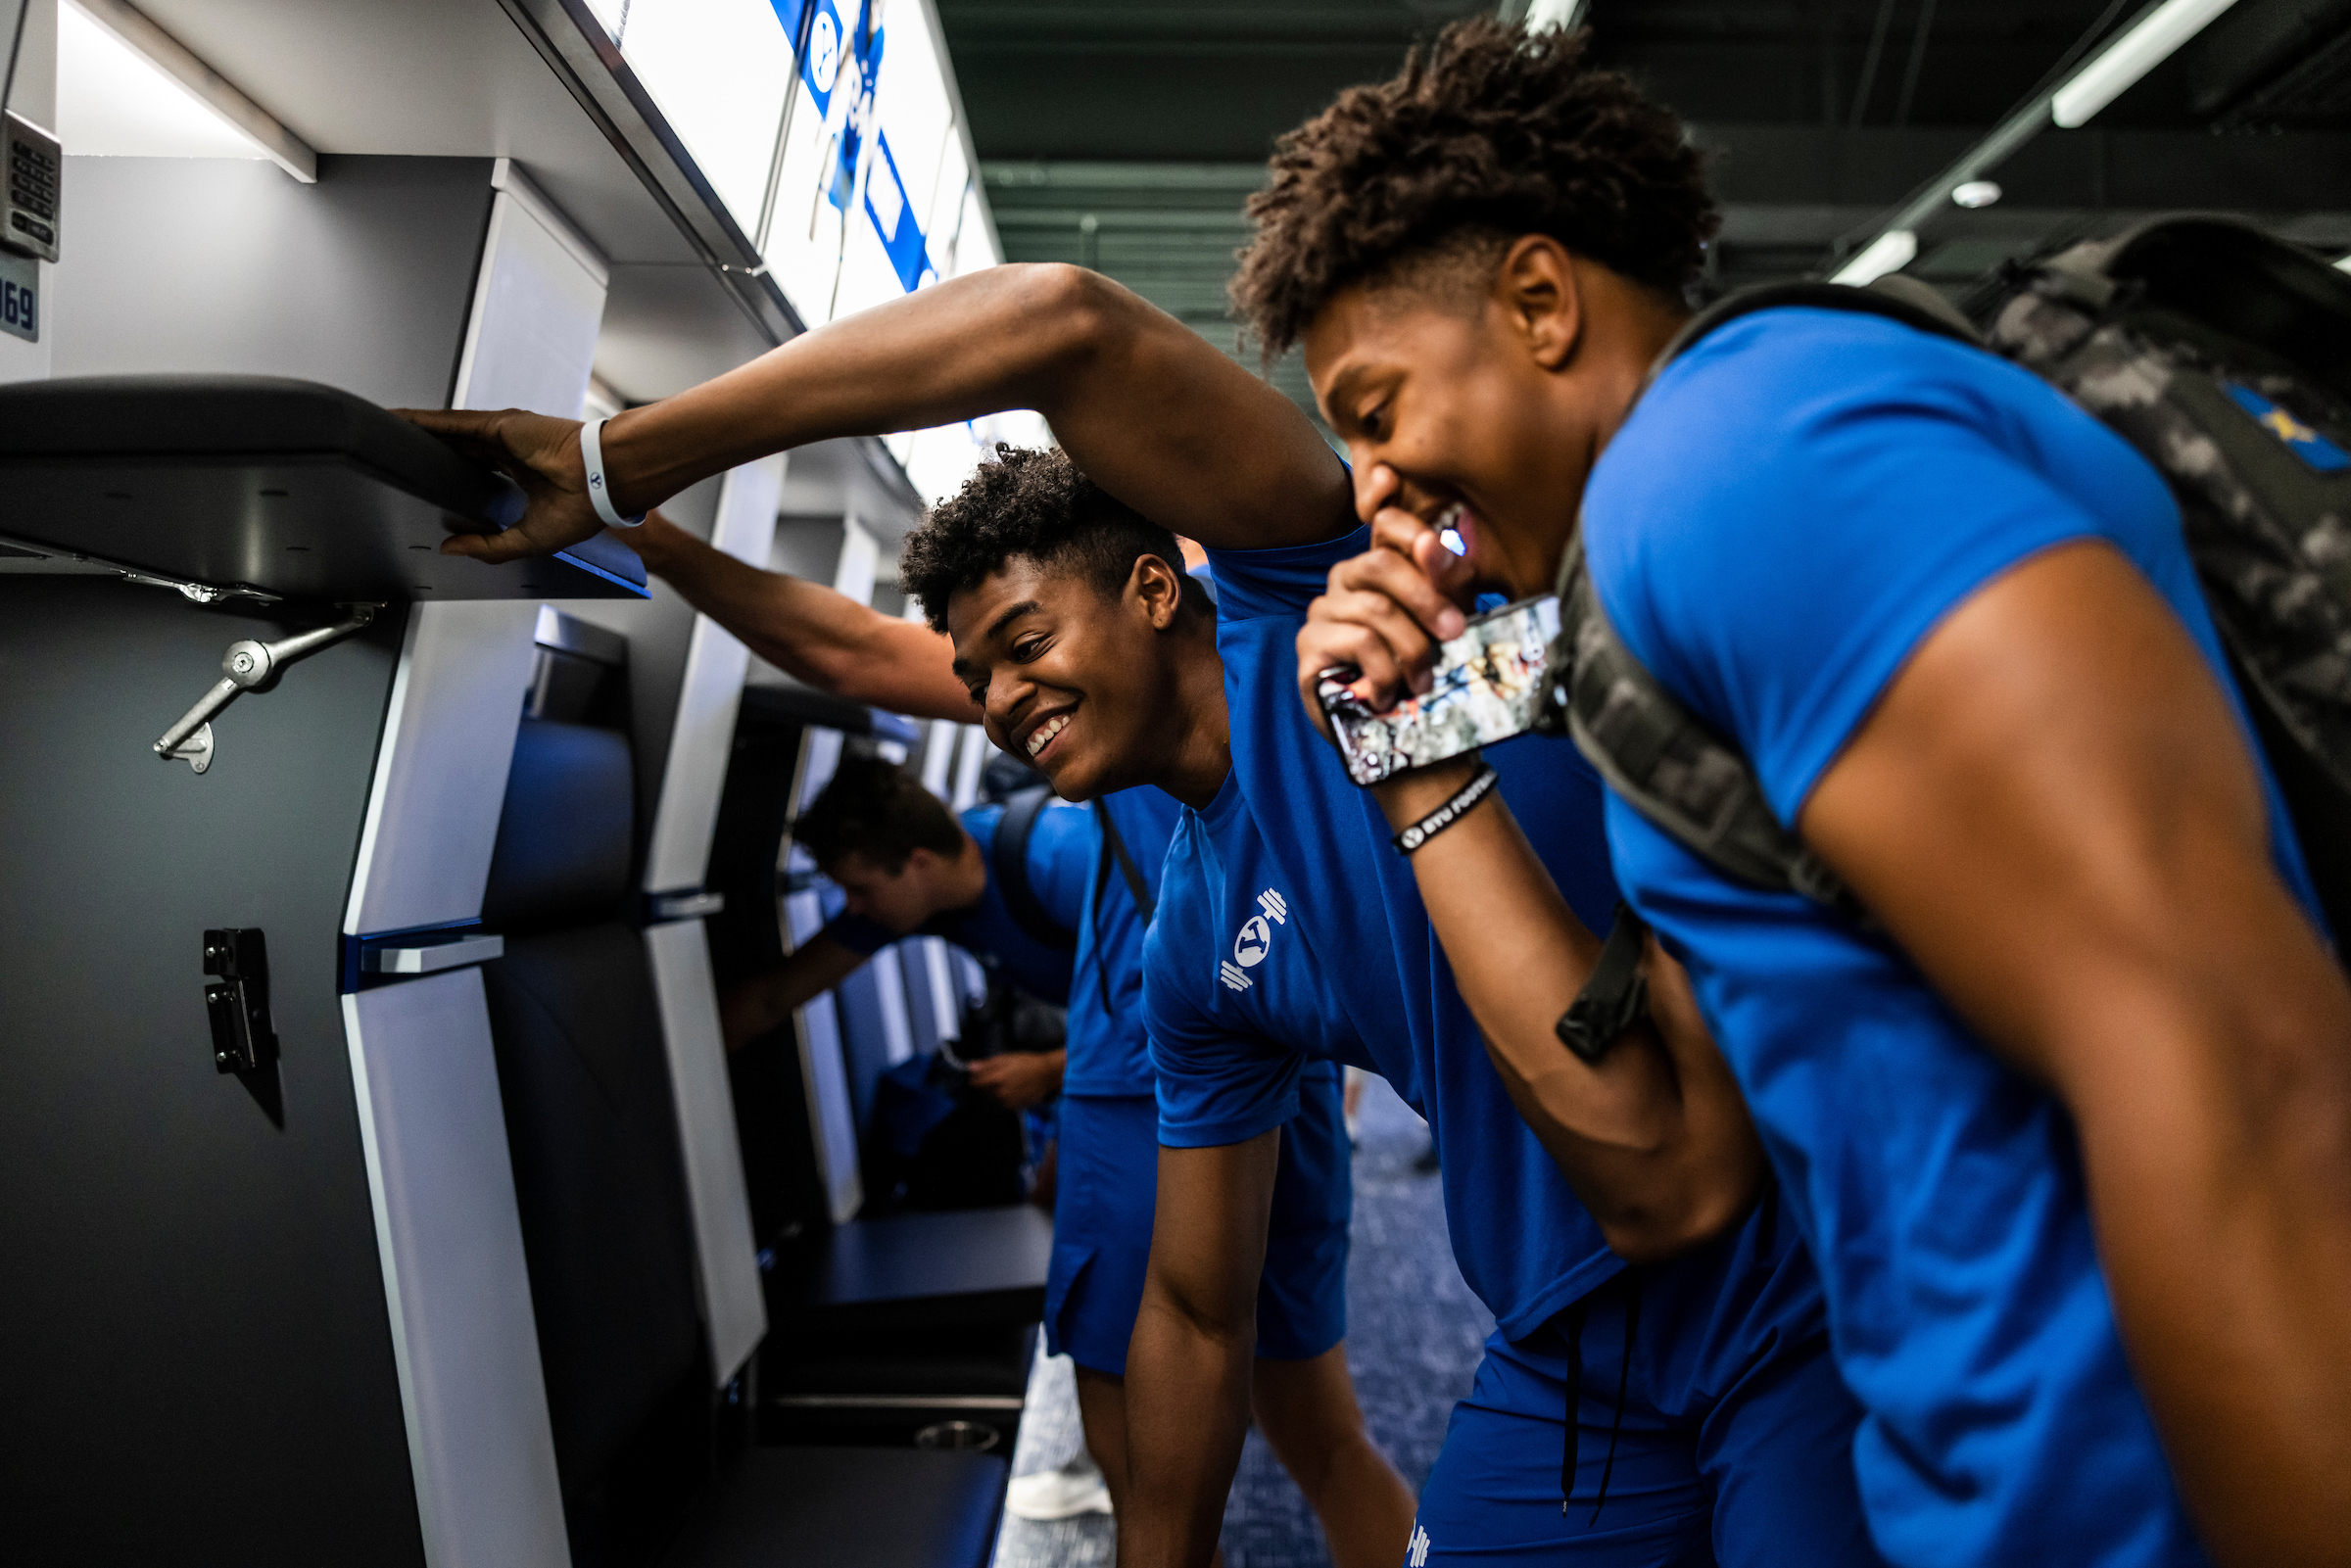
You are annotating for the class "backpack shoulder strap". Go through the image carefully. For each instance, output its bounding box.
[1654,277,1983,385]
[1541,277,1980,923]
[1091,799,1157,924]
[1075,799,1159,1016]
[990,785,1079,952]
[1552,543,1871,923]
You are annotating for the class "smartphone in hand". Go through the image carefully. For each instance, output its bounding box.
[1316,594,1561,785]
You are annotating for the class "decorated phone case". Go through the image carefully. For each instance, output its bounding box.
[1316,594,1561,786]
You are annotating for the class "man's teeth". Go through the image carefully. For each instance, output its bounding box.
[1027,714,1070,757]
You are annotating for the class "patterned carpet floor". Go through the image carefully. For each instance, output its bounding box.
[995,1073,1495,1568]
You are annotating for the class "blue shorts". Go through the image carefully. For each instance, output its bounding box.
[1408,1189,1883,1568]
[1045,1065,1352,1376]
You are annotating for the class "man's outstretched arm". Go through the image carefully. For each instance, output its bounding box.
[623,511,974,721]
[400,265,1352,564]
[1802,541,2351,1568]
[721,935,868,1051]
[1121,1133,1281,1568]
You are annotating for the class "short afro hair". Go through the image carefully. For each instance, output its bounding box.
[1230,19,1717,356]
[899,445,1198,634]
[793,749,963,875]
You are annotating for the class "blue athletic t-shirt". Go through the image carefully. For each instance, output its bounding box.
[1145,525,1626,1339]
[1584,307,2320,1568]
[827,787,1179,1096]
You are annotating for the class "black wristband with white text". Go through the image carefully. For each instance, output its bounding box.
[1392,761,1500,854]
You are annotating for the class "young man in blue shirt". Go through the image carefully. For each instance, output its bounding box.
[1245,19,2351,1568]
[594,518,1411,1562]
[401,254,1879,1567]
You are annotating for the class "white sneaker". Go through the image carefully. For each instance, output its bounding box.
[1005,1457,1114,1520]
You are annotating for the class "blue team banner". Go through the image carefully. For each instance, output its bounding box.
[774,0,874,127]
[863,132,932,293]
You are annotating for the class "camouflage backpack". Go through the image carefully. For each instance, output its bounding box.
[1548,217,2351,1054]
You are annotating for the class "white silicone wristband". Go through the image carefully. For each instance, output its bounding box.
[580,416,646,528]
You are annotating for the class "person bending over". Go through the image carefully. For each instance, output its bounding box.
[1247,19,2351,1568]
[397,255,1882,1568]
[717,750,1074,1109]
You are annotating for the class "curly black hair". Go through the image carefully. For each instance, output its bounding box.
[899,445,1199,634]
[793,749,963,874]
[1230,19,1717,356]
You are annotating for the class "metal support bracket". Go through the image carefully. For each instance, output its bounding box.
[154,604,380,771]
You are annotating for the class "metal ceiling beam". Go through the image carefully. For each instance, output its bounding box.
[493,0,803,348]
[1828,0,2248,278]
[981,129,2351,229]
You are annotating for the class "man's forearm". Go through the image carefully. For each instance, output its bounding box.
[1119,1291,1257,1568]
[626,514,974,721]
[1375,763,1764,1259]
[721,937,867,1051]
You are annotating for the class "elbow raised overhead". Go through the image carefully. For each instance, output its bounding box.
[999,261,1144,370]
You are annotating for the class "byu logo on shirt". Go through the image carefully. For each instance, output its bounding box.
[1220,888,1290,992]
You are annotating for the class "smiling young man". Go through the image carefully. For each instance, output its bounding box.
[1251,19,2351,1568]
[398,251,1879,1568]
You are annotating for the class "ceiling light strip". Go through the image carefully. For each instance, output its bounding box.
[2053,0,2240,127]
[1825,0,2240,280]
[70,0,315,182]
[1830,230,1919,286]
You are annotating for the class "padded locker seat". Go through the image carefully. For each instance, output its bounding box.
[768,1206,1055,1331]
[763,1321,1035,1401]
[660,1449,1004,1568]
[480,717,1007,1568]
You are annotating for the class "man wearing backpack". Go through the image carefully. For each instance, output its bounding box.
[1263,19,2351,1567]
[596,520,1411,1560]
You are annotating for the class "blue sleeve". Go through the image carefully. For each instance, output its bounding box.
[1206,524,1371,623]
[1022,801,1097,933]
[1585,310,2166,823]
[821,913,897,957]
[1142,847,1304,1148]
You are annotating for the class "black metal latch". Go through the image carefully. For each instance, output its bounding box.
[203,927,278,1074]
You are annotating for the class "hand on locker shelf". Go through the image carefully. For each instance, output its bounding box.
[395,405,610,564]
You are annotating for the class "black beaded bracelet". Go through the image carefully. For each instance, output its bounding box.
[1393,762,1501,854]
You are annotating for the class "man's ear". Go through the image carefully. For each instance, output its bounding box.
[1129,552,1189,632]
[1493,235,1584,372]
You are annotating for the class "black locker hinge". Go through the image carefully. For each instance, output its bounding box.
[203,927,279,1074]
